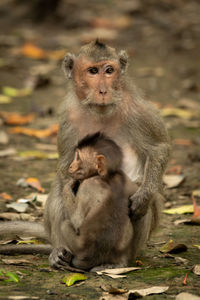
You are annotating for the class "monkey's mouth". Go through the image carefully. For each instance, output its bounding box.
[89,103,115,114]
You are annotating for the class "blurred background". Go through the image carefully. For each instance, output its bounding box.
[0,0,199,209]
[0,1,200,297]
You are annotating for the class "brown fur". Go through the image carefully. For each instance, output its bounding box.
[0,41,170,269]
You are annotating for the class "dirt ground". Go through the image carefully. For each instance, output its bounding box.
[0,0,200,299]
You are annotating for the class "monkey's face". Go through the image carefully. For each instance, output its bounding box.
[74,57,122,115]
[68,148,98,180]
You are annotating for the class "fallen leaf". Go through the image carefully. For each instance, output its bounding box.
[163,174,185,188]
[1,258,33,265]
[0,192,12,201]
[6,202,28,213]
[26,193,48,207]
[0,212,21,221]
[97,267,141,275]
[176,292,200,300]
[35,143,57,151]
[173,139,193,146]
[167,165,183,175]
[0,130,9,144]
[8,124,58,138]
[26,177,45,193]
[160,240,187,254]
[192,265,200,275]
[0,269,19,283]
[192,198,200,217]
[62,273,88,286]
[183,273,187,285]
[17,240,42,245]
[108,287,127,295]
[19,43,65,61]
[163,205,194,215]
[100,286,169,300]
[2,86,32,97]
[0,148,17,157]
[161,107,197,119]
[192,190,200,198]
[0,112,35,125]
[0,95,12,103]
[90,16,132,29]
[128,286,169,297]
[17,150,58,160]
[19,43,46,59]
[193,245,200,250]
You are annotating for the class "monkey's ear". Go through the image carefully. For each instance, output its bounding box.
[63,53,76,79]
[118,50,128,74]
[96,155,107,177]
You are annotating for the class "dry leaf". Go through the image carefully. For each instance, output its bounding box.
[8,124,58,138]
[163,205,193,215]
[100,286,169,300]
[173,139,193,146]
[6,202,28,213]
[167,165,183,175]
[0,130,9,144]
[192,198,200,218]
[0,95,12,103]
[161,107,196,119]
[160,240,187,254]
[97,267,140,276]
[0,148,17,157]
[1,258,33,265]
[0,112,35,125]
[90,16,132,29]
[176,292,200,300]
[192,265,200,275]
[163,174,185,188]
[0,193,12,201]
[26,177,45,193]
[20,43,46,59]
[19,42,65,61]
[17,150,58,160]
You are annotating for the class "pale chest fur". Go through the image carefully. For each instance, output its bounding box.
[68,109,142,182]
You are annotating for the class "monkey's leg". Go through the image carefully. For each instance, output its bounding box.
[131,192,163,258]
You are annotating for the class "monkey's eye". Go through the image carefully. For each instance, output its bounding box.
[88,67,99,75]
[105,66,114,74]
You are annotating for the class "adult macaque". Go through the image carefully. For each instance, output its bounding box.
[0,40,170,269]
[54,132,138,270]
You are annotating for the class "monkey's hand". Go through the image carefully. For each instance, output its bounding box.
[49,247,84,272]
[129,189,150,220]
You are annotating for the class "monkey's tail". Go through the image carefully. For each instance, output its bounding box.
[0,244,52,255]
[0,221,47,240]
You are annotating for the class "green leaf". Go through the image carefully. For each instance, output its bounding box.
[5,271,19,283]
[0,270,19,283]
[62,273,88,286]
[2,86,32,98]
[163,205,194,215]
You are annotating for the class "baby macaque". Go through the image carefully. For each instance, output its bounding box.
[61,132,138,270]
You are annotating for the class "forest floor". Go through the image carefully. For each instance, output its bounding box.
[0,0,200,299]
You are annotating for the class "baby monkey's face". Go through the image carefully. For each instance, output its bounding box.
[68,147,98,180]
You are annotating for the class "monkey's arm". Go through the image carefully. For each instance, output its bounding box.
[128,103,170,219]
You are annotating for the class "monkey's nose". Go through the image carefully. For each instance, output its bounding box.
[99,88,107,95]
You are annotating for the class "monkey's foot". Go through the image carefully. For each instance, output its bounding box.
[49,247,84,273]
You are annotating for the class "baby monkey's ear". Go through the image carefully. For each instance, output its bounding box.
[96,155,107,177]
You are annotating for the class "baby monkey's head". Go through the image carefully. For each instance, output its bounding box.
[68,132,123,180]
